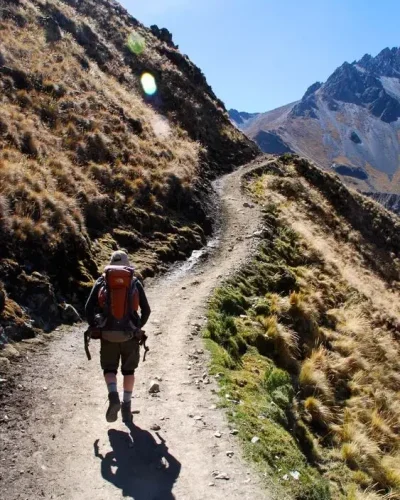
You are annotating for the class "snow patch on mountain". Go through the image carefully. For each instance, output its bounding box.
[380,77,400,101]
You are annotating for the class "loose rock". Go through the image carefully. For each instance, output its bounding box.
[251,436,260,444]
[215,472,230,480]
[290,471,300,480]
[1,345,20,359]
[149,381,160,394]
[150,424,161,431]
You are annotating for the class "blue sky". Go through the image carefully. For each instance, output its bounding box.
[120,0,400,113]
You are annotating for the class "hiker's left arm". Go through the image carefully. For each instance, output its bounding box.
[137,281,151,327]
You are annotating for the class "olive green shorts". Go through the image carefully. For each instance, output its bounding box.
[100,338,140,375]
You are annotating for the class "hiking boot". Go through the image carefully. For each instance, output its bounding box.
[106,392,121,423]
[121,401,132,423]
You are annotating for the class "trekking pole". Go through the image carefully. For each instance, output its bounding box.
[84,329,92,361]
[140,332,150,362]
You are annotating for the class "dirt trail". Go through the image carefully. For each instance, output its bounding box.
[1,160,273,500]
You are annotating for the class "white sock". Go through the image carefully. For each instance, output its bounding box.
[123,391,132,403]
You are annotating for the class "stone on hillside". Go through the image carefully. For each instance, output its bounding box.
[45,19,63,43]
[290,471,300,480]
[251,436,260,444]
[61,304,81,324]
[150,25,177,49]
[150,424,161,431]
[350,131,362,144]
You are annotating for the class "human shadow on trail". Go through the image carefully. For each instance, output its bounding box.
[94,422,181,499]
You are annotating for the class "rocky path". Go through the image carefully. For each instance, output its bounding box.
[0,159,273,500]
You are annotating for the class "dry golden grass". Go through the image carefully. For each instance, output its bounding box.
[249,159,400,496]
[0,0,257,334]
[0,8,205,270]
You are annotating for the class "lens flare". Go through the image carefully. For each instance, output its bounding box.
[127,32,145,55]
[140,72,157,96]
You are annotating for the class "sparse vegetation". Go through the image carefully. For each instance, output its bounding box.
[205,157,400,499]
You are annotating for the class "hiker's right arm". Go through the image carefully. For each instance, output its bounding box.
[85,278,102,327]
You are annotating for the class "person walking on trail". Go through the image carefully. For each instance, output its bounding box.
[85,250,151,423]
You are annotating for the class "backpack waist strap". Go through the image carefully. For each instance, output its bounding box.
[102,331,135,343]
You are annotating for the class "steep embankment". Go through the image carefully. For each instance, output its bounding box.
[0,0,258,342]
[206,155,400,499]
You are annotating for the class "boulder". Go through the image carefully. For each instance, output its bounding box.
[60,304,81,324]
[150,25,177,49]
[44,18,63,43]
[350,131,362,144]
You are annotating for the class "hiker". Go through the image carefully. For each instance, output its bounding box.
[85,251,151,423]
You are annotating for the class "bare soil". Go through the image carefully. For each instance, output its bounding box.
[0,159,274,500]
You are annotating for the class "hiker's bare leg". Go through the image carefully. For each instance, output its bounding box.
[123,374,135,392]
[104,372,117,388]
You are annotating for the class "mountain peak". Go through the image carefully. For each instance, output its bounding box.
[228,109,260,128]
[234,45,400,195]
[357,46,400,77]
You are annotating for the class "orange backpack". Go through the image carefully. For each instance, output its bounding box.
[98,266,139,331]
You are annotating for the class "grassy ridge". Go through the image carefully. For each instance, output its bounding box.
[205,158,400,500]
[0,0,257,340]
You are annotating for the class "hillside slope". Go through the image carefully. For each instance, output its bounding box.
[206,155,400,499]
[0,0,258,342]
[235,48,400,194]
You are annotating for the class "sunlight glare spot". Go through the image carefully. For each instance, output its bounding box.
[140,72,157,96]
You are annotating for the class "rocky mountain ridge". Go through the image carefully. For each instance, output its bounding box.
[230,47,400,194]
